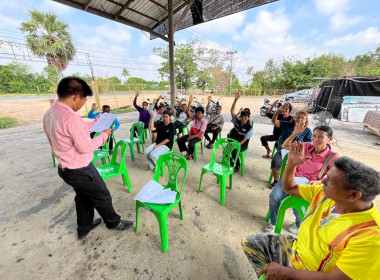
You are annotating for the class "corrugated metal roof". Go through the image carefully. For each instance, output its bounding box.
[51,0,279,41]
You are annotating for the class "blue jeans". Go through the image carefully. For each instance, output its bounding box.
[269,178,301,227]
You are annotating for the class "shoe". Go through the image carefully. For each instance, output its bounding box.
[206,144,213,149]
[78,218,102,239]
[269,181,277,189]
[112,219,133,231]
[234,166,240,172]
[109,149,114,154]
[265,224,275,233]
[288,222,299,234]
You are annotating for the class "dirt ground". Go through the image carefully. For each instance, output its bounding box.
[0,95,379,280]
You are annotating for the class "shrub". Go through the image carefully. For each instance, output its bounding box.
[0,116,17,128]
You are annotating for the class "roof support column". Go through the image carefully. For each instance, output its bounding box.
[168,0,176,114]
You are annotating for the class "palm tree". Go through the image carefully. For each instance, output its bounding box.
[20,10,75,79]
[121,68,130,84]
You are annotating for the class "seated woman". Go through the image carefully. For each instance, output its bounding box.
[177,94,207,160]
[269,107,312,188]
[267,124,339,233]
[229,92,253,172]
[144,109,175,170]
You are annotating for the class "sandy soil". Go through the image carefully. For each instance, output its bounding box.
[0,95,379,280]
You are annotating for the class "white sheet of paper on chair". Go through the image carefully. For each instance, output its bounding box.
[134,179,177,204]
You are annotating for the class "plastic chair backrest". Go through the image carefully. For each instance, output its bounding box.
[110,140,127,170]
[154,153,188,194]
[130,122,144,140]
[94,132,110,151]
[279,153,288,178]
[211,138,240,167]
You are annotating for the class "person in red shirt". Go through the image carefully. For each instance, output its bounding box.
[43,77,133,239]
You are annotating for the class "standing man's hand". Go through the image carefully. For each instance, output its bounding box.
[103,129,112,137]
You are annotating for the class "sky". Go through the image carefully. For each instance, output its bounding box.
[0,0,379,84]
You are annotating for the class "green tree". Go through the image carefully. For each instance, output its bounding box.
[20,10,75,80]
[121,68,130,83]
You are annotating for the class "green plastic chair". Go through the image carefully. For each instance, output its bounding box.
[91,133,111,166]
[135,153,188,252]
[193,140,203,161]
[197,138,241,205]
[259,274,266,280]
[51,150,56,167]
[203,132,222,146]
[96,140,132,192]
[142,127,151,143]
[268,137,282,183]
[123,122,145,161]
[265,195,310,233]
[158,143,175,177]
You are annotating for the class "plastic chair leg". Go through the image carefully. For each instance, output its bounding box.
[101,157,106,165]
[178,200,183,220]
[136,142,141,153]
[229,174,232,189]
[220,178,226,205]
[157,213,169,252]
[197,169,206,193]
[240,154,245,175]
[268,172,273,184]
[122,170,132,193]
[51,151,56,167]
[129,143,135,161]
[265,209,270,222]
[135,202,140,233]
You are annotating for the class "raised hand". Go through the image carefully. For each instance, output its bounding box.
[135,92,140,98]
[293,119,306,135]
[234,92,240,100]
[208,96,212,102]
[189,94,194,103]
[152,109,158,118]
[288,142,311,167]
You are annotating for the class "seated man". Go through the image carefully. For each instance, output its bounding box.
[174,100,189,136]
[229,92,253,172]
[144,109,175,170]
[267,124,339,233]
[177,94,207,160]
[102,105,120,153]
[242,142,380,280]
[88,102,99,119]
[205,96,224,149]
[148,96,166,126]
[269,106,312,188]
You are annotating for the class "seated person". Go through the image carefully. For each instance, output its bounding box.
[88,102,99,119]
[148,96,166,126]
[242,142,380,280]
[260,100,292,158]
[133,92,150,129]
[174,100,189,136]
[229,92,253,172]
[205,96,224,149]
[267,124,339,233]
[270,107,312,188]
[144,109,175,170]
[102,105,120,153]
[177,94,207,160]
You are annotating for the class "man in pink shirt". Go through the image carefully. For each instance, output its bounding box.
[43,77,133,239]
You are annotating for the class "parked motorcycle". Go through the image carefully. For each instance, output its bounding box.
[260,97,282,116]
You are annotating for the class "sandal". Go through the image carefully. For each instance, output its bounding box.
[187,154,194,160]
[262,154,271,158]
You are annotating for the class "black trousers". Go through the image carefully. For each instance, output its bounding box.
[204,127,222,144]
[58,163,121,236]
[230,143,248,168]
[260,134,279,147]
[174,121,186,135]
[177,134,201,154]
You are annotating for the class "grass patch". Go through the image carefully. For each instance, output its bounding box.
[0,116,17,129]
[111,106,136,114]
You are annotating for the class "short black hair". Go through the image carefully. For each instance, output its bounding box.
[195,106,204,114]
[102,105,110,110]
[57,77,92,99]
[158,105,165,110]
[286,103,292,112]
[216,105,222,110]
[334,157,380,202]
[162,110,171,117]
[241,111,250,117]
[313,125,333,138]
[142,101,148,106]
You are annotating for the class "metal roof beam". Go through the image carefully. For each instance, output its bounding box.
[151,1,188,30]
[114,0,134,20]
[174,0,194,32]
[83,0,93,10]
[147,0,168,11]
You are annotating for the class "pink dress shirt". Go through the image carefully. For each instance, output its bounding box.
[295,142,339,180]
[43,101,108,169]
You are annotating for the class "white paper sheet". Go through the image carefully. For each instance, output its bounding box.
[89,113,118,132]
[295,177,309,185]
[134,179,177,204]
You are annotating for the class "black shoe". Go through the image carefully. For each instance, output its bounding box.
[269,181,277,189]
[206,143,213,149]
[234,166,240,172]
[78,218,102,239]
[112,219,133,231]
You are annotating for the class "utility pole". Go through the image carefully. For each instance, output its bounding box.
[227,50,237,94]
